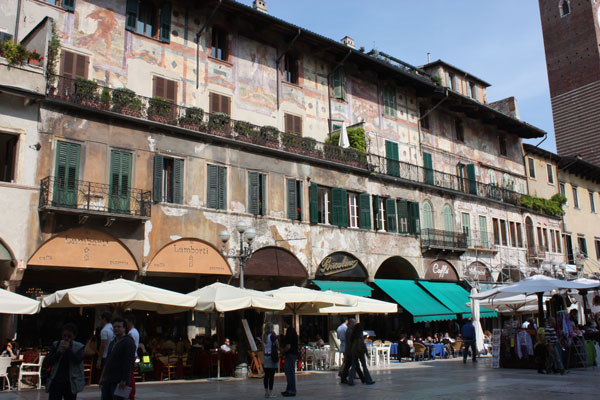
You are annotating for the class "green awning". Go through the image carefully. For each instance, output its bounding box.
[312,280,373,297]
[418,281,497,319]
[374,279,456,323]
[0,242,11,261]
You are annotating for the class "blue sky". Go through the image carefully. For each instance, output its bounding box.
[237,0,555,152]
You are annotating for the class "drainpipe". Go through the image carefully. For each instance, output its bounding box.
[275,29,301,110]
[195,0,222,89]
[418,87,448,160]
[326,49,351,141]
[15,0,22,40]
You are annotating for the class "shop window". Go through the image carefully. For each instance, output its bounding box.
[0,133,17,183]
[153,154,183,204]
[207,164,227,210]
[382,86,396,118]
[209,92,231,115]
[284,113,302,136]
[248,172,266,216]
[332,68,346,100]
[126,0,171,42]
[283,54,299,84]
[287,178,302,221]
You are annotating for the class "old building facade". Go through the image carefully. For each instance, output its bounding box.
[0,0,565,339]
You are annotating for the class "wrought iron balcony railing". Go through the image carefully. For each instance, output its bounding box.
[46,74,524,210]
[39,176,151,219]
[420,228,468,251]
[468,230,497,251]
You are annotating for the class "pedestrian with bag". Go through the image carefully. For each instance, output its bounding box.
[99,317,136,400]
[461,319,477,363]
[263,322,278,398]
[45,323,85,400]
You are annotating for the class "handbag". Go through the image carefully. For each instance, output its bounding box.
[138,355,154,373]
[270,334,279,363]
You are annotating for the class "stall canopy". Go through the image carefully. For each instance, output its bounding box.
[312,280,373,297]
[188,282,285,312]
[374,279,455,322]
[0,289,40,314]
[418,281,497,319]
[319,294,397,314]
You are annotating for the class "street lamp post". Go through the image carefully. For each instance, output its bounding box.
[219,221,256,289]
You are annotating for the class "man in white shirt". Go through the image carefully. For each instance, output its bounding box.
[97,312,113,370]
[220,338,231,352]
[124,313,140,351]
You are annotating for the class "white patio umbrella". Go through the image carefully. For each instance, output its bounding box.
[265,286,357,329]
[319,295,397,314]
[188,282,286,312]
[42,278,198,314]
[470,288,484,354]
[467,294,544,314]
[0,288,40,314]
[338,121,350,148]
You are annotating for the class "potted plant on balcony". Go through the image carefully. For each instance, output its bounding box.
[259,126,280,148]
[179,107,205,131]
[27,49,43,66]
[99,87,111,110]
[147,97,174,124]
[233,120,257,143]
[207,112,232,137]
[73,78,99,108]
[111,88,143,117]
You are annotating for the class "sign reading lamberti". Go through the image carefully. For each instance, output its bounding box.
[315,252,367,279]
[465,261,492,282]
[147,238,231,275]
[424,260,458,281]
[28,228,137,271]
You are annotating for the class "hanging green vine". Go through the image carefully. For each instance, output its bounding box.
[46,21,61,85]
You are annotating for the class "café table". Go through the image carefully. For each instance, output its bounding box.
[426,343,445,359]
[390,343,398,358]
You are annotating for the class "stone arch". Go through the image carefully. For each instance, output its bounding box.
[0,238,15,263]
[245,246,307,279]
[146,238,231,275]
[374,256,419,280]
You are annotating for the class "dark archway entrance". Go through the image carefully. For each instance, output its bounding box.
[374,256,419,280]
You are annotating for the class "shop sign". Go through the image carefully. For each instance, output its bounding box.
[147,239,231,275]
[315,252,366,279]
[28,228,137,271]
[424,260,458,281]
[465,262,492,282]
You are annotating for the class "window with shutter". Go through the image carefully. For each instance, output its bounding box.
[125,0,170,41]
[248,172,266,216]
[419,106,430,130]
[385,140,400,177]
[397,200,408,234]
[358,194,371,230]
[383,86,395,118]
[60,50,89,96]
[152,155,183,204]
[317,186,332,224]
[455,120,464,142]
[462,213,471,247]
[207,164,226,210]
[331,188,348,227]
[53,141,80,208]
[126,0,138,31]
[347,192,359,228]
[209,92,231,115]
[408,201,420,234]
[160,3,171,43]
[466,163,477,195]
[210,26,228,61]
[332,68,346,100]
[309,182,318,223]
[423,152,434,185]
[372,195,380,231]
[109,150,132,213]
[62,0,76,11]
[283,54,299,84]
[385,198,397,233]
[286,178,302,220]
[0,133,17,183]
[284,114,302,135]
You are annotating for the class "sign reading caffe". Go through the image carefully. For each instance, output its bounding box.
[465,261,492,282]
[425,260,458,281]
[315,252,367,279]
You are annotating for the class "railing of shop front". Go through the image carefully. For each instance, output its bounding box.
[46,75,522,208]
[39,176,152,218]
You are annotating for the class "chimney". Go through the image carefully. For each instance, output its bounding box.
[341,36,355,49]
[253,0,268,13]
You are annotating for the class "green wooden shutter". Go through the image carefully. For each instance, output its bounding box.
[359,193,371,230]
[397,200,409,234]
[160,2,172,43]
[383,86,395,117]
[309,182,318,223]
[173,158,183,204]
[385,198,397,233]
[53,141,80,208]
[217,165,226,210]
[153,154,163,202]
[260,174,267,215]
[466,163,477,195]
[126,0,138,31]
[332,68,346,100]
[385,140,399,177]
[207,165,218,209]
[331,188,348,227]
[462,213,471,247]
[287,178,297,219]
[62,0,75,11]
[423,152,434,185]
[248,172,259,215]
[408,201,420,234]
[109,150,132,212]
[372,195,380,230]
[479,215,488,248]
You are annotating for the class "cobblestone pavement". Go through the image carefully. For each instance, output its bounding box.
[1,357,599,400]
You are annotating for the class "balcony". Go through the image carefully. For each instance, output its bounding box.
[46,75,524,210]
[469,230,498,252]
[421,229,468,252]
[527,245,547,261]
[39,176,151,220]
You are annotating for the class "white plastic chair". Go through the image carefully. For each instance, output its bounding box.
[0,357,12,391]
[366,343,378,367]
[18,354,44,390]
[377,344,391,366]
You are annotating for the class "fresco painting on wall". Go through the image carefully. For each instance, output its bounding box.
[236,41,277,114]
[74,3,123,66]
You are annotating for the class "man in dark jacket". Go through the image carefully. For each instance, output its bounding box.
[281,318,298,397]
[99,317,136,400]
[461,319,477,364]
[46,323,85,400]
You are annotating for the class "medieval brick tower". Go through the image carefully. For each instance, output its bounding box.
[538,0,600,165]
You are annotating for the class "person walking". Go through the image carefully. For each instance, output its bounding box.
[99,317,136,400]
[45,323,85,400]
[281,318,298,397]
[339,318,353,384]
[97,312,113,372]
[123,313,139,400]
[262,323,278,398]
[544,317,566,375]
[461,319,477,363]
[336,318,348,380]
[347,323,374,386]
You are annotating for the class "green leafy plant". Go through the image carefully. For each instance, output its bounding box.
[260,125,280,142]
[234,120,256,137]
[100,87,111,106]
[46,21,61,85]
[73,78,98,101]
[147,97,173,119]
[111,88,143,113]
[431,75,442,85]
[520,193,566,217]
[325,126,367,153]
[0,40,29,65]
[179,107,204,126]
[208,112,231,132]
